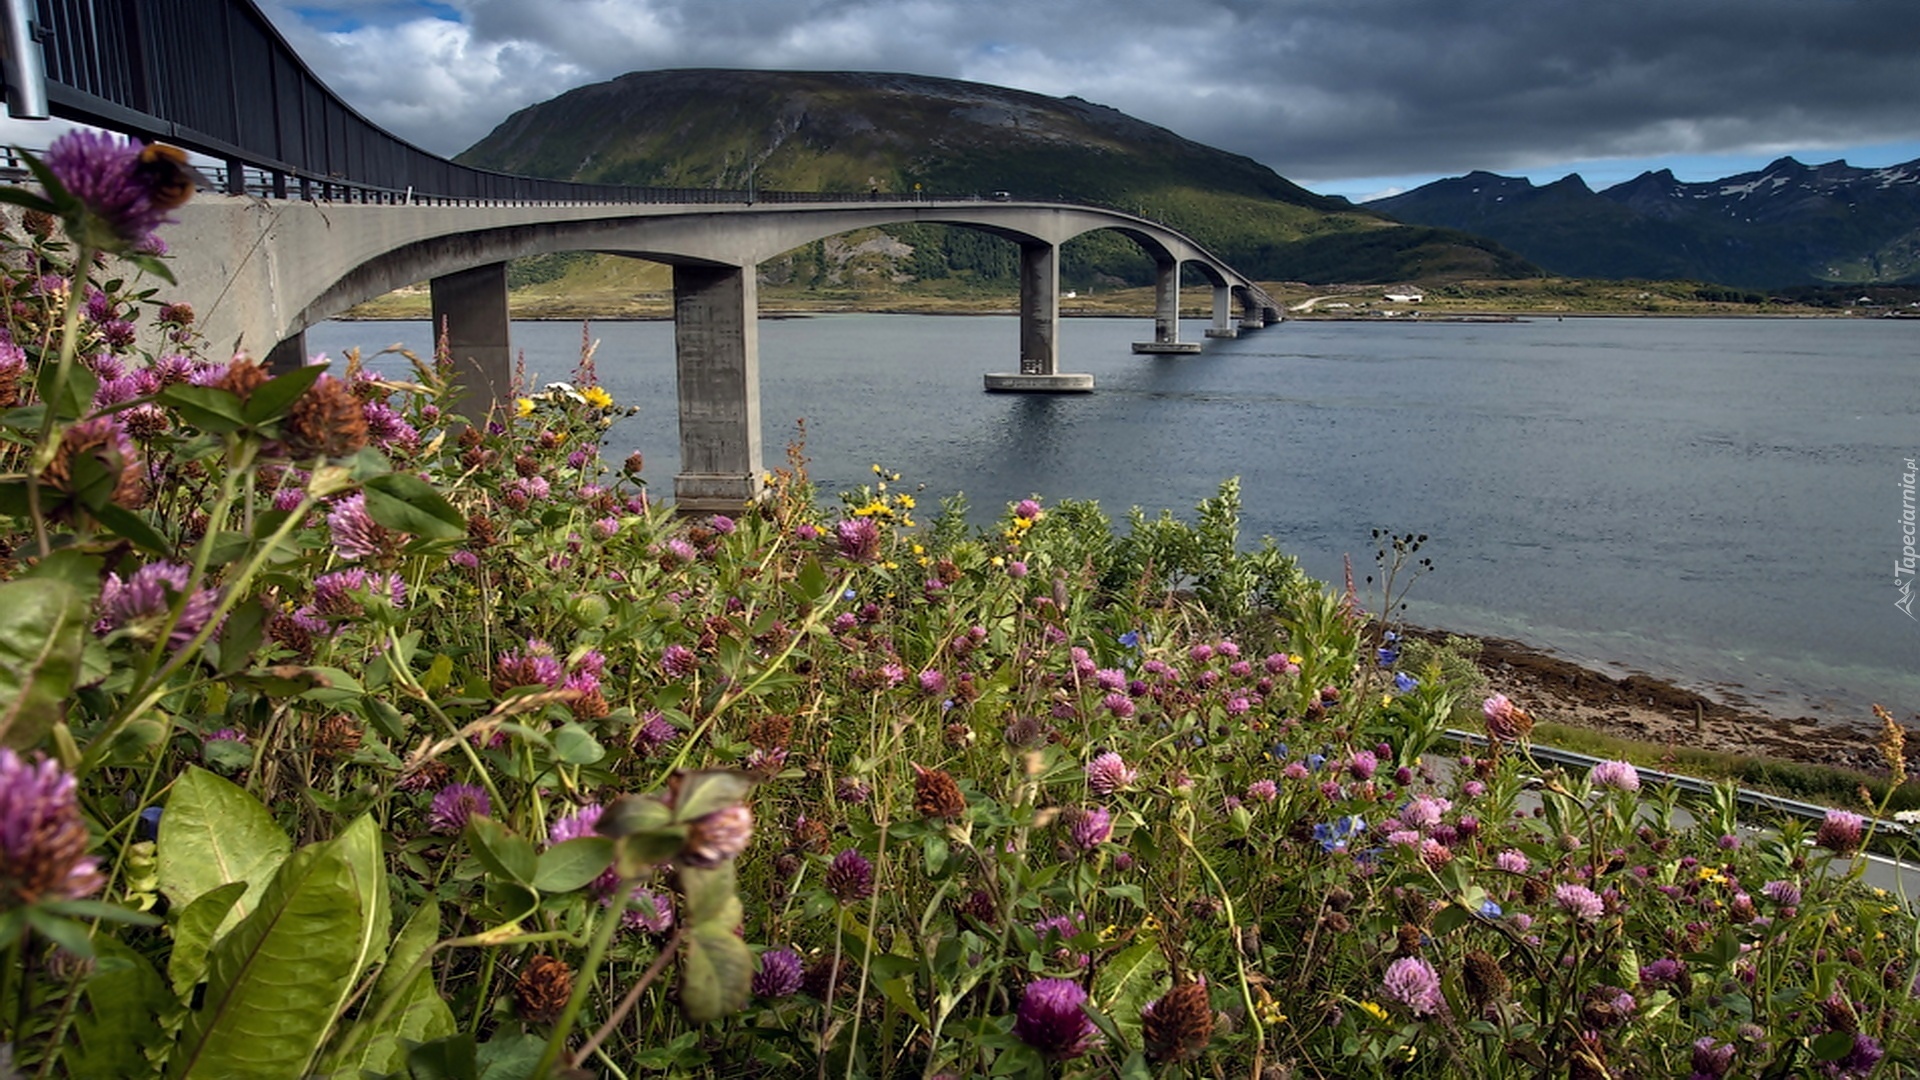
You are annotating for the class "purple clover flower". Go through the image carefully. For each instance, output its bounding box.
[1085,751,1137,796]
[326,494,397,561]
[0,748,106,905]
[825,848,874,903]
[1013,978,1100,1060]
[1589,759,1641,792]
[1381,956,1443,1016]
[661,644,698,678]
[753,948,805,998]
[40,132,177,250]
[1555,883,1605,921]
[1815,809,1865,856]
[428,783,490,834]
[1068,807,1112,852]
[97,561,219,648]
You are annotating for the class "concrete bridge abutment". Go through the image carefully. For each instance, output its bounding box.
[1132,258,1201,355]
[430,262,514,421]
[671,262,765,513]
[1206,284,1238,339]
[986,241,1092,392]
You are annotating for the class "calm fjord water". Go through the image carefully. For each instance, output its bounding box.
[314,314,1920,726]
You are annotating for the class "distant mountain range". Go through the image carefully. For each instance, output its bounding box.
[456,69,1538,289]
[1372,158,1920,289]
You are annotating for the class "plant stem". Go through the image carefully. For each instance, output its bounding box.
[570,927,682,1067]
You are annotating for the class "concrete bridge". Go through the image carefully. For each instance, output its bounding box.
[2,0,1282,511]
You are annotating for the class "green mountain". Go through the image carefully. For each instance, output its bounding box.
[455,69,1539,290]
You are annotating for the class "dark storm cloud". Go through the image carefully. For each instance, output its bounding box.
[255,0,1920,187]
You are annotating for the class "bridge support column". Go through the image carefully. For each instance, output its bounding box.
[672,263,764,512]
[264,330,308,373]
[1206,285,1238,339]
[431,262,514,420]
[1132,258,1200,355]
[986,241,1092,392]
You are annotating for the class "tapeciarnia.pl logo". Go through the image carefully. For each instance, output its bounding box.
[1899,457,1917,619]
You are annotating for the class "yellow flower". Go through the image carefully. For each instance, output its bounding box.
[515,397,535,418]
[911,543,924,555]
[897,494,916,509]
[1381,694,1394,707]
[1357,1001,1389,1022]
[991,556,1005,568]
[581,386,614,408]
[1140,915,1162,933]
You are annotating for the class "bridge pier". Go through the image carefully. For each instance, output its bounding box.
[1132,258,1201,355]
[985,241,1093,392]
[430,262,514,420]
[672,263,765,512]
[1205,284,1238,339]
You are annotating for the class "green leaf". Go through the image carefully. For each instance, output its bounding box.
[613,826,688,877]
[597,794,673,838]
[241,363,326,426]
[168,881,248,997]
[880,975,930,1027]
[550,721,605,765]
[168,815,389,1079]
[213,598,269,676]
[361,472,465,539]
[679,862,743,927]
[92,502,174,556]
[38,361,99,422]
[0,576,90,749]
[320,900,456,1078]
[1093,941,1164,1043]
[158,384,247,434]
[680,922,755,1023]
[464,815,537,887]
[0,184,56,213]
[1811,1029,1857,1061]
[65,936,172,1079]
[671,769,756,823]
[533,837,614,893]
[156,766,293,935]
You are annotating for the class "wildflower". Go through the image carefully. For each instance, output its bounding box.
[97,561,219,649]
[41,415,145,516]
[1066,807,1112,851]
[1400,794,1452,832]
[1141,980,1213,1063]
[622,888,674,934]
[581,385,614,408]
[1482,693,1534,742]
[1246,779,1279,803]
[361,401,419,451]
[1761,879,1801,907]
[679,804,754,867]
[834,517,881,562]
[753,948,804,998]
[1815,809,1865,856]
[917,669,946,695]
[1495,849,1530,874]
[282,374,368,459]
[1690,1037,1735,1078]
[912,763,967,820]
[1313,815,1366,853]
[0,749,106,906]
[41,132,185,250]
[1013,498,1043,521]
[1589,759,1641,792]
[825,848,874,903]
[514,955,573,1023]
[1012,978,1099,1060]
[661,644,698,678]
[428,783,489,834]
[1380,956,1444,1016]
[327,494,401,561]
[1555,883,1605,922]
[307,568,406,618]
[1102,691,1135,718]
[1462,949,1507,1009]
[1347,750,1379,781]
[1085,751,1137,796]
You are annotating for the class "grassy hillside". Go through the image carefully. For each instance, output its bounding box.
[452,69,1540,290]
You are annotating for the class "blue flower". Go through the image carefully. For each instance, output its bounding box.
[1394,672,1419,693]
[843,588,858,601]
[1478,899,1503,919]
[1118,630,1141,649]
[1306,753,1327,772]
[1312,815,1366,853]
[1267,742,1290,762]
[137,806,163,841]
[1376,646,1399,667]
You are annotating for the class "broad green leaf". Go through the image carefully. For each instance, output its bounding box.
[475,1031,546,1079]
[168,881,248,996]
[533,837,614,893]
[65,936,171,1079]
[880,975,930,1028]
[1812,1030,1857,1061]
[158,384,247,434]
[321,900,455,1077]
[213,598,269,676]
[92,502,174,556]
[362,472,465,539]
[680,922,755,1024]
[0,576,89,749]
[156,767,292,935]
[550,722,605,765]
[169,816,389,1079]
[1093,941,1164,1043]
[37,361,98,422]
[613,826,688,877]
[679,862,742,926]
[671,769,756,823]
[241,362,326,426]
[597,794,672,837]
[464,815,537,887]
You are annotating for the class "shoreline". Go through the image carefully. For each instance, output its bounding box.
[1408,625,1892,775]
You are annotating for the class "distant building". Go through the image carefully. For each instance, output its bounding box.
[1384,291,1424,303]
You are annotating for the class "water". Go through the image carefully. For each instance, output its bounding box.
[309,313,1920,725]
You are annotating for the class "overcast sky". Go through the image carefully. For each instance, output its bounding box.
[34,0,1920,202]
